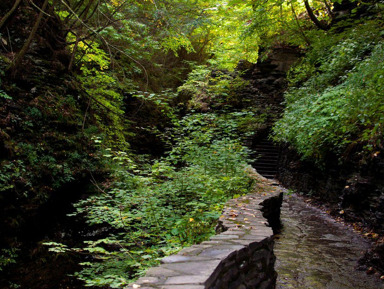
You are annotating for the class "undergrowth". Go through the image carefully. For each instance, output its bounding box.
[273,19,384,163]
[45,105,258,287]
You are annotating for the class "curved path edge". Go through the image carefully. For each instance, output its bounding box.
[126,175,284,289]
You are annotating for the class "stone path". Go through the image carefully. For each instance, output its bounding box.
[275,194,384,289]
[126,171,284,289]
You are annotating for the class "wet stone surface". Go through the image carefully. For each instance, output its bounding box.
[275,194,384,289]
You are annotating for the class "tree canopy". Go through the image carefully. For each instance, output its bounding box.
[1,0,384,287]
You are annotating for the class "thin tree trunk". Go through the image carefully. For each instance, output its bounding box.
[291,1,311,46]
[0,0,23,32]
[68,34,80,71]
[304,0,329,30]
[8,0,49,72]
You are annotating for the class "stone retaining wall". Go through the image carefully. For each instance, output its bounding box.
[126,185,283,289]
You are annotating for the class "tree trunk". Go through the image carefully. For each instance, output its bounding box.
[0,0,23,32]
[68,34,79,71]
[291,1,311,46]
[303,0,329,30]
[8,0,49,73]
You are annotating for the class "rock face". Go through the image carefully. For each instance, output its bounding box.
[239,47,302,179]
[239,48,299,128]
[277,146,384,233]
[126,176,284,289]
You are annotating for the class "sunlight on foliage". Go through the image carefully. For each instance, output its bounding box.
[273,20,384,162]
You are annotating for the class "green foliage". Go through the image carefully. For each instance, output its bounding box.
[177,66,250,110]
[45,110,255,287]
[68,37,130,150]
[243,0,331,51]
[132,89,177,121]
[201,1,260,69]
[0,84,98,207]
[273,20,384,161]
[0,248,19,271]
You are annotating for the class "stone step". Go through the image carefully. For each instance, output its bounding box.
[252,135,280,179]
[255,153,279,158]
[254,147,279,152]
[256,169,278,174]
[254,148,279,153]
[253,162,278,168]
[255,156,279,161]
[255,152,279,156]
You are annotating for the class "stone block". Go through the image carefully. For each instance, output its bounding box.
[161,255,211,264]
[210,234,240,240]
[201,240,227,246]
[164,275,208,285]
[129,190,282,289]
[199,245,243,260]
[146,266,180,278]
[178,245,210,256]
[135,276,160,284]
[160,285,205,289]
[163,259,221,276]
[220,230,245,237]
[241,234,269,241]
[228,239,252,247]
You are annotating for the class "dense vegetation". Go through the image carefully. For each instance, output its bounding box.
[1,0,384,287]
[273,18,384,163]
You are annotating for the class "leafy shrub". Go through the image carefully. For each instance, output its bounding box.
[273,20,384,162]
[0,248,19,272]
[177,66,249,110]
[45,111,255,287]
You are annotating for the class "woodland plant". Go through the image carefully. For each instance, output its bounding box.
[45,110,256,288]
[273,19,384,162]
[177,66,250,111]
[5,0,377,287]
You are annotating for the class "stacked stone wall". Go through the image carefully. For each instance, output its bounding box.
[126,185,283,289]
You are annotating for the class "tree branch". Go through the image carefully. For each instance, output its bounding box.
[291,1,311,46]
[8,0,50,72]
[304,0,329,30]
[0,0,23,32]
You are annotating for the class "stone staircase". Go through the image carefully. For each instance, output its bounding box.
[252,137,280,179]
